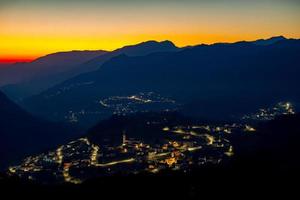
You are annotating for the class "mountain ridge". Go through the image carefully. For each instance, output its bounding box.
[22,37,300,128]
[0,40,180,100]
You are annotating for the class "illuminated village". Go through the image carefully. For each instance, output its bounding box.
[242,102,295,121]
[65,92,179,124]
[8,102,295,184]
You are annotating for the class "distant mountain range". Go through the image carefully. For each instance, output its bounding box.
[0,91,80,169]
[0,37,288,101]
[0,41,178,100]
[20,36,300,128]
[252,36,287,46]
[0,50,107,100]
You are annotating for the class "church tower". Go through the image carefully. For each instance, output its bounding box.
[122,132,127,146]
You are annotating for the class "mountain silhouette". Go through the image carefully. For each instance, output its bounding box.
[0,50,107,100]
[253,36,287,46]
[0,50,107,86]
[1,41,178,100]
[77,40,179,74]
[22,37,300,128]
[114,40,178,55]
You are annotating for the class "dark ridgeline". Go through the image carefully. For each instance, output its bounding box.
[231,113,300,172]
[80,40,178,68]
[22,37,300,128]
[0,40,178,101]
[0,50,108,100]
[253,35,287,46]
[0,91,80,169]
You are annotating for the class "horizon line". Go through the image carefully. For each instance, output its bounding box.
[0,35,296,64]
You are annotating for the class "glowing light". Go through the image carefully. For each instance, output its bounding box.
[63,163,82,184]
[224,146,234,157]
[205,134,215,145]
[56,146,63,164]
[8,167,17,173]
[162,127,170,131]
[90,144,100,166]
[165,157,177,167]
[244,125,256,132]
[148,152,170,160]
[94,158,135,167]
[187,146,202,152]
[224,128,232,134]
[173,129,185,134]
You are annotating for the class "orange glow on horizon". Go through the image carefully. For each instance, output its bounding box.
[0,58,34,64]
[1,33,299,64]
[1,1,299,64]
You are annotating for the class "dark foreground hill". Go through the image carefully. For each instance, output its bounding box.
[231,113,300,171]
[0,91,81,169]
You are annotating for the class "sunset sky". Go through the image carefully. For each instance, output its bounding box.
[0,0,300,63]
